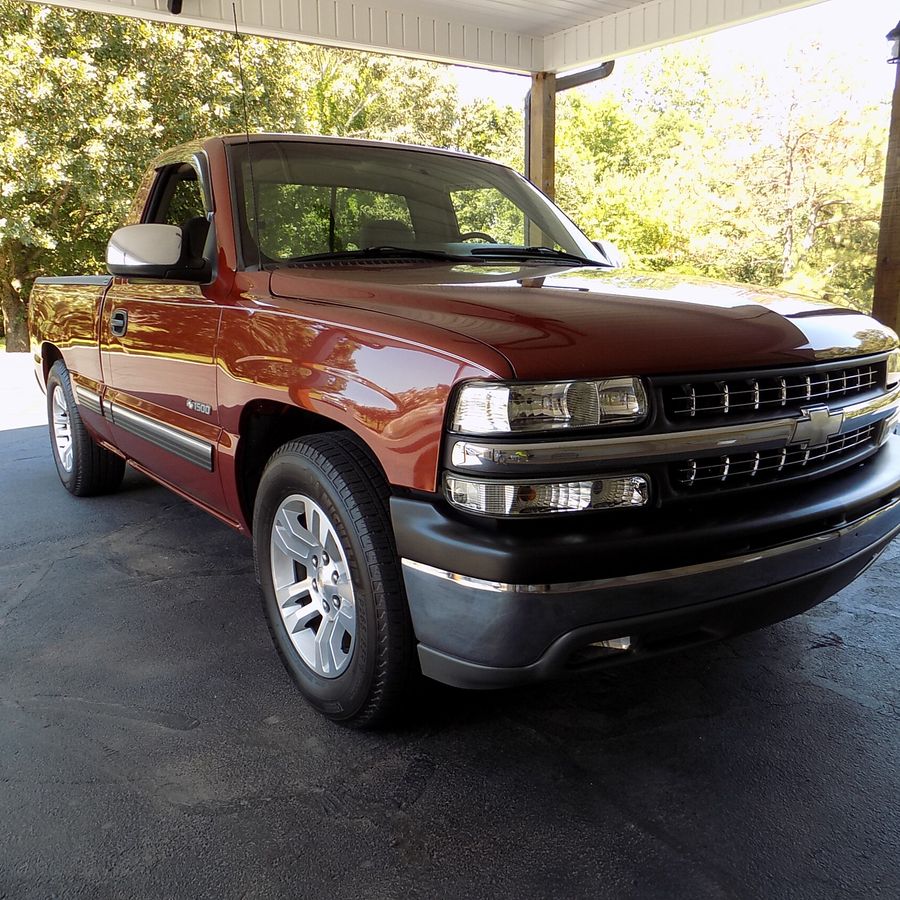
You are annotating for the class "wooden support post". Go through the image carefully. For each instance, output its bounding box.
[874,61,900,334]
[528,72,556,199]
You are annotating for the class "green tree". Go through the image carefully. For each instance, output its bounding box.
[714,56,887,310]
[2,5,889,351]
[450,99,523,169]
[0,1,459,351]
[296,46,458,143]
[550,45,887,310]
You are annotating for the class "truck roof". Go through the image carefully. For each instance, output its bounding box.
[142,134,508,187]
[214,133,497,165]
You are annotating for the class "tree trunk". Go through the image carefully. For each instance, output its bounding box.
[873,60,900,332]
[0,280,28,353]
[781,215,794,279]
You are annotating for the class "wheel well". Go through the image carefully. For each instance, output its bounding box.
[236,400,368,531]
[41,343,63,386]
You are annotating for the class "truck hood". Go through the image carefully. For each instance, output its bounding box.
[269,264,898,379]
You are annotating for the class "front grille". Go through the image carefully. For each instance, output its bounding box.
[674,423,877,490]
[664,361,882,419]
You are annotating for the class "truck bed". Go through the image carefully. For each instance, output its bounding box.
[29,276,112,387]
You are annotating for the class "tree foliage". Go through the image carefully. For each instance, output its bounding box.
[550,47,887,311]
[0,1,890,353]
[0,1,457,349]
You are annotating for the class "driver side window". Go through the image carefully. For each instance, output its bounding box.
[164,175,206,226]
[147,162,211,266]
[148,163,208,226]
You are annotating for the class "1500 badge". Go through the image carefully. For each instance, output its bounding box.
[186,399,212,416]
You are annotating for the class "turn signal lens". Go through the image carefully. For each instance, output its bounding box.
[450,378,648,435]
[880,407,899,444]
[887,349,900,389]
[444,474,650,517]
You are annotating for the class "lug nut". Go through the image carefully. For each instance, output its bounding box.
[332,571,339,584]
[332,595,341,608]
[322,552,329,565]
[312,556,318,567]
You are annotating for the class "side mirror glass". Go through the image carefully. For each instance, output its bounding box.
[593,239,625,269]
[107,223,210,281]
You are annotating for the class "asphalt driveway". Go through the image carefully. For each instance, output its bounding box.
[1,352,898,899]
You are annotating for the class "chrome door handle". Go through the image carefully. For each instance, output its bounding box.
[110,309,128,337]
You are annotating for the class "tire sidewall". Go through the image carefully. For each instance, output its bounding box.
[46,365,79,492]
[254,449,380,720]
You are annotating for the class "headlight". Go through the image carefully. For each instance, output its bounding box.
[444,473,650,517]
[450,378,648,435]
[888,349,900,389]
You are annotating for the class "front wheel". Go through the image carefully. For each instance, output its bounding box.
[46,361,125,497]
[253,433,416,727]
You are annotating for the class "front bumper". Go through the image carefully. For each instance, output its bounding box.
[392,436,900,689]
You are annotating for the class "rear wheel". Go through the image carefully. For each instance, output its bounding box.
[46,361,125,496]
[253,433,416,727]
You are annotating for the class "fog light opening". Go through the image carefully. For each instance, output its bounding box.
[590,636,632,652]
[567,635,633,669]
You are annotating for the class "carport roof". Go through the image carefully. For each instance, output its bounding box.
[38,0,827,73]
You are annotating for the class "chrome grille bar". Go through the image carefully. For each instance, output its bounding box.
[675,423,876,488]
[667,362,882,418]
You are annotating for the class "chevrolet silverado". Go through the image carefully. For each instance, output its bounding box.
[28,134,900,725]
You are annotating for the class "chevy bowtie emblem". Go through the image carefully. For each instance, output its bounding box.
[790,405,844,448]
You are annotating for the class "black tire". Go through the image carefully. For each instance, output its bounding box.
[253,432,416,727]
[46,361,125,497]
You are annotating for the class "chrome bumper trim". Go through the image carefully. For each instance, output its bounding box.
[844,384,900,430]
[401,496,900,594]
[450,385,900,470]
[107,402,214,471]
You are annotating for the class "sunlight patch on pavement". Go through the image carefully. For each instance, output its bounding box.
[0,353,46,431]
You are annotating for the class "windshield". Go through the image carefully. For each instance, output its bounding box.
[229,140,607,267]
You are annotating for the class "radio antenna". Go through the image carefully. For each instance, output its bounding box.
[232,2,262,269]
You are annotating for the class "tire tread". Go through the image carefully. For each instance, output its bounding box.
[48,361,125,497]
[255,432,414,727]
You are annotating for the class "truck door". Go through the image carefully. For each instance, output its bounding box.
[100,157,226,514]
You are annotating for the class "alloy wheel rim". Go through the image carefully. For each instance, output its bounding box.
[51,386,74,473]
[270,493,357,678]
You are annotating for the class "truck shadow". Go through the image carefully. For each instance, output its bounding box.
[409,625,795,733]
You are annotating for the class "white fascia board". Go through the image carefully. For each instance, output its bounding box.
[34,0,543,73]
[543,0,829,73]
[28,0,831,73]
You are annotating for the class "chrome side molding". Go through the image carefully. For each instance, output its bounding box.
[70,380,214,471]
[72,384,102,416]
[107,402,214,471]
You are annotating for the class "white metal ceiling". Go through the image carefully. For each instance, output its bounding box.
[36,0,827,73]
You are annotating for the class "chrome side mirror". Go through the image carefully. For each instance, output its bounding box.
[107,223,210,281]
[593,239,625,269]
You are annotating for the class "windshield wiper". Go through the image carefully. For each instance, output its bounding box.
[284,246,471,265]
[469,246,607,267]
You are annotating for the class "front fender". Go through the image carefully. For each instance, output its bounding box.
[216,303,512,494]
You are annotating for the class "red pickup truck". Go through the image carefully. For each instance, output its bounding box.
[29,134,900,725]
